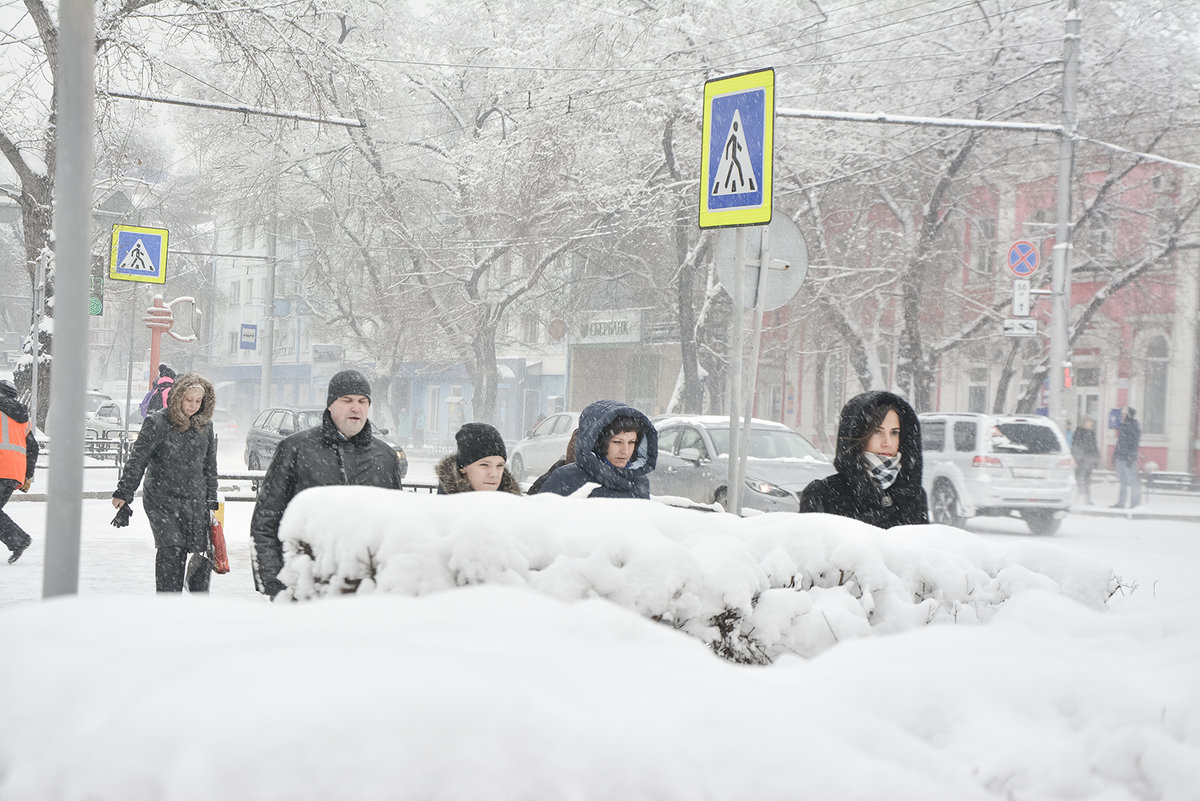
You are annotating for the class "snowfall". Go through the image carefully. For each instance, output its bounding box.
[1,452,1198,800]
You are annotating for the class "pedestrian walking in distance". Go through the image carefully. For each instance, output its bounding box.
[112,373,219,592]
[0,379,39,565]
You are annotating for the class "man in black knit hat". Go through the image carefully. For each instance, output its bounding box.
[250,369,403,599]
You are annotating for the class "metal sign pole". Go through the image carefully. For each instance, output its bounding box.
[726,228,746,514]
[736,227,772,511]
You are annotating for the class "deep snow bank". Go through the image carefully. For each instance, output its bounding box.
[1,587,1196,801]
[276,488,1118,662]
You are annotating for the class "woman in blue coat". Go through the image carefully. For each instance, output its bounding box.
[536,399,657,499]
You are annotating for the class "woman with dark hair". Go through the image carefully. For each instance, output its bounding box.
[536,400,657,499]
[113,372,219,592]
[799,390,927,528]
[435,422,522,495]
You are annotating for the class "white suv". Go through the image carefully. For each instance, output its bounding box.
[919,413,1075,535]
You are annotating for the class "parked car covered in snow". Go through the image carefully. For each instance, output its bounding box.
[508,411,580,482]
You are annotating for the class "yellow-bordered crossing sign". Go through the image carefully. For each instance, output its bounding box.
[109,224,168,284]
[699,68,774,229]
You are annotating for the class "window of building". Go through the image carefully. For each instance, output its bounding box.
[246,278,254,303]
[1075,367,1100,387]
[228,332,238,355]
[968,366,989,413]
[1141,335,1169,435]
[425,386,440,434]
[521,313,538,344]
[968,217,996,276]
[229,282,241,304]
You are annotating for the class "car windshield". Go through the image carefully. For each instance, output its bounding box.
[705,427,826,460]
[988,423,1062,454]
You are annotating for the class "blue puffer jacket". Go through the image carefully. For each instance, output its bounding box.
[536,399,658,499]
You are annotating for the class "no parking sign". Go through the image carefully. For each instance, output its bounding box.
[1007,240,1040,277]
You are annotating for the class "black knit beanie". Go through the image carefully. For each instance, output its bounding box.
[456,422,506,468]
[326,369,372,407]
[158,363,176,379]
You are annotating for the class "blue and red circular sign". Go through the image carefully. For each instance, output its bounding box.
[1007,240,1040,277]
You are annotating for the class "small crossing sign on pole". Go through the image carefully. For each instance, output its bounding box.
[109,224,168,284]
[699,68,774,229]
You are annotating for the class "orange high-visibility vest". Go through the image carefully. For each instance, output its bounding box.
[0,413,29,482]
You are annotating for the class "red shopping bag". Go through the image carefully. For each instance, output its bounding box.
[211,511,230,575]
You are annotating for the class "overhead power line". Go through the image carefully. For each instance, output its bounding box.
[105,90,364,128]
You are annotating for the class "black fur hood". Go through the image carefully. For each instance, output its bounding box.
[832,390,923,488]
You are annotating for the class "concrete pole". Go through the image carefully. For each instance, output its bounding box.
[1049,3,1080,428]
[43,0,96,597]
[261,214,277,408]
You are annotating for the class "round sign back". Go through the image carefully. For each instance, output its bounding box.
[714,216,809,311]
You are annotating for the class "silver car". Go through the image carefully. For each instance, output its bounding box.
[650,415,835,513]
[919,412,1074,535]
[509,411,580,482]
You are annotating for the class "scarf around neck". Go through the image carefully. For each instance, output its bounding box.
[862,451,902,490]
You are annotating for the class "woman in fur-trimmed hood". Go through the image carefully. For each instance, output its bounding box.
[799,390,927,528]
[436,422,522,495]
[113,372,219,591]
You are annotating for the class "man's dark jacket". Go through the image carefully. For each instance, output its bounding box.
[799,390,928,529]
[250,411,402,596]
[537,399,657,499]
[1113,414,1141,466]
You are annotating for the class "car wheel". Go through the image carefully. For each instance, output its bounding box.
[510,453,525,481]
[713,487,728,510]
[930,481,964,527]
[1021,509,1062,536]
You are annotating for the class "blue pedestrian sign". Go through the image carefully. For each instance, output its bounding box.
[1007,240,1040,277]
[699,68,774,229]
[240,323,258,350]
[109,224,168,284]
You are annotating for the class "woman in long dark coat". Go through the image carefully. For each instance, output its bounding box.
[799,390,928,528]
[112,373,219,592]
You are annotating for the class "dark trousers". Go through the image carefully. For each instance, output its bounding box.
[0,479,31,556]
[155,546,212,593]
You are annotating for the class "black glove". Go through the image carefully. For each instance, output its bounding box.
[111,503,134,528]
[207,500,220,511]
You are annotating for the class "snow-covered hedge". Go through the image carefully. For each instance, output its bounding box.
[278,487,1118,663]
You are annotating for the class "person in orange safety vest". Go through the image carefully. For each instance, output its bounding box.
[0,379,39,565]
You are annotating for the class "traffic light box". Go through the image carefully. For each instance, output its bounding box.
[90,254,104,316]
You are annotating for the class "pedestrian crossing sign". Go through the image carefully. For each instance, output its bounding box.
[109,224,168,284]
[699,68,774,229]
